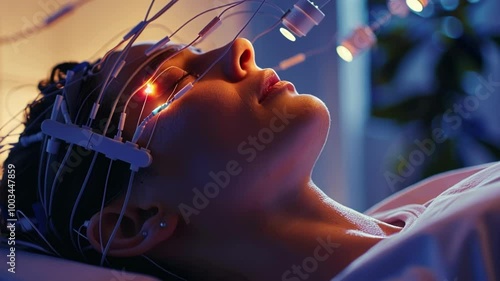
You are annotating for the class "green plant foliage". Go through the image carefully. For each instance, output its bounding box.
[369,0,500,190]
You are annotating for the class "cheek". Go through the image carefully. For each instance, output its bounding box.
[182,98,259,150]
[274,94,331,159]
[149,88,262,162]
[144,95,262,203]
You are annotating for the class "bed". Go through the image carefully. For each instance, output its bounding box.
[332,162,500,281]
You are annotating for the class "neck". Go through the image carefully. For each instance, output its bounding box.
[155,180,401,281]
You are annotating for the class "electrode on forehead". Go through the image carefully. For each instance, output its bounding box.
[282,0,325,38]
[199,17,222,38]
[145,36,171,57]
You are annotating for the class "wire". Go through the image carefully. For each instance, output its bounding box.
[68,152,99,249]
[251,17,282,44]
[0,147,13,156]
[146,0,180,22]
[0,0,94,45]
[67,49,187,249]
[132,66,190,131]
[43,153,53,217]
[89,35,142,127]
[0,3,330,270]
[47,144,74,218]
[253,0,284,13]
[195,1,283,47]
[142,255,187,281]
[167,1,244,41]
[194,0,267,85]
[64,51,162,240]
[223,9,280,21]
[0,91,43,134]
[2,239,54,255]
[99,160,114,254]
[15,210,61,257]
[144,0,156,21]
[0,76,93,149]
[70,224,187,281]
[0,124,24,145]
[135,89,151,129]
[220,1,248,17]
[321,0,332,9]
[100,171,135,265]
[37,136,48,216]
[133,0,268,143]
[91,0,181,126]
[143,37,198,90]
[117,43,198,137]
[145,82,179,150]
[272,29,338,71]
[76,2,270,259]
[76,224,88,260]
[72,230,96,251]
[4,84,38,119]
[88,23,178,63]
[0,93,58,151]
[146,0,281,50]
[90,0,265,130]
[304,31,336,57]
[91,40,128,73]
[9,0,278,264]
[73,81,105,123]
[232,0,285,14]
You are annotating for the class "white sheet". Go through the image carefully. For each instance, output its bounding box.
[331,162,500,281]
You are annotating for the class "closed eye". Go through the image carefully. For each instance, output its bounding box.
[176,71,196,86]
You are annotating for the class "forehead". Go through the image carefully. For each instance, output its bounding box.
[151,43,206,74]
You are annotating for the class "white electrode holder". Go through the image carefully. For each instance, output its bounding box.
[41,119,152,171]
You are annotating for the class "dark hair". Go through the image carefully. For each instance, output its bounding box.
[0,50,186,280]
[0,60,129,254]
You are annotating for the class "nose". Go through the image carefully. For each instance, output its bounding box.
[218,38,259,82]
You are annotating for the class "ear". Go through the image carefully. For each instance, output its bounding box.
[86,198,178,257]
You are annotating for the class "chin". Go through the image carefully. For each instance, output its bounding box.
[301,93,330,148]
[293,93,330,133]
[275,93,331,166]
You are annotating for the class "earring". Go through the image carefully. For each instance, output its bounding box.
[159,221,167,228]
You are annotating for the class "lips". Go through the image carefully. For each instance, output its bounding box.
[259,69,281,103]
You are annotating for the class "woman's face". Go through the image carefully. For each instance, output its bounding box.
[128,38,330,227]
